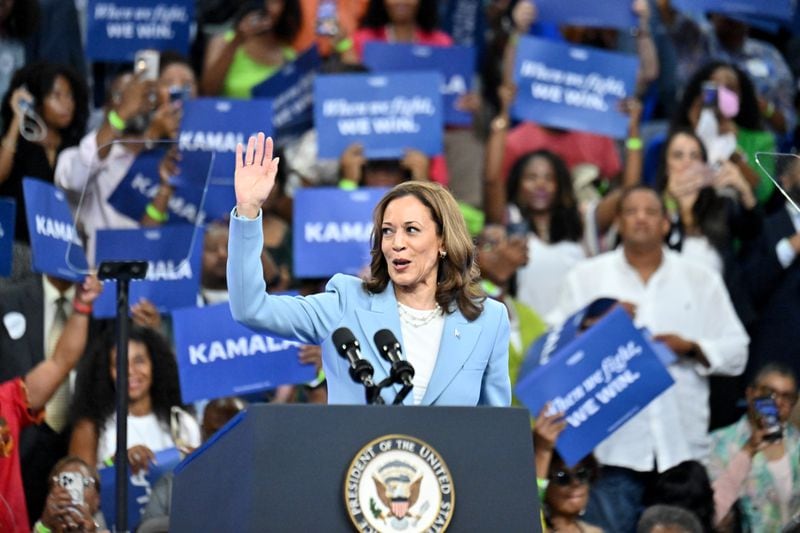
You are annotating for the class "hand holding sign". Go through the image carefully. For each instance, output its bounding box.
[234,133,280,219]
[127,444,156,475]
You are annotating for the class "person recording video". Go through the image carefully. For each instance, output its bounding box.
[228,133,511,406]
[54,51,192,262]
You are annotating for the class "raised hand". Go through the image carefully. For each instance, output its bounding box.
[234,132,280,219]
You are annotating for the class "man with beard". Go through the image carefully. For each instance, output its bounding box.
[743,157,800,384]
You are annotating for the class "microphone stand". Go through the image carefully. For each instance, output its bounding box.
[375,360,415,405]
[348,360,385,405]
[97,260,148,533]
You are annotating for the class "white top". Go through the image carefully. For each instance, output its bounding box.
[765,452,793,523]
[549,247,749,472]
[516,234,585,317]
[397,303,445,405]
[54,130,139,264]
[681,235,723,274]
[96,411,201,468]
[775,204,800,268]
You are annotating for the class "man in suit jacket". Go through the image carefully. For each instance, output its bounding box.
[0,274,78,523]
[743,157,800,383]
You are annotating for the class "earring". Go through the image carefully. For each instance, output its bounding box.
[439,250,447,259]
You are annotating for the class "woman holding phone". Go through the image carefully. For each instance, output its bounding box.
[0,61,88,244]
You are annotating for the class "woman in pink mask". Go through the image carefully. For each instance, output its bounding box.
[671,61,778,212]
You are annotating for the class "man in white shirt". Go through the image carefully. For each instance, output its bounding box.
[550,186,749,532]
[54,70,181,263]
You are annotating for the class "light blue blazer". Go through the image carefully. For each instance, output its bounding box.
[227,213,511,406]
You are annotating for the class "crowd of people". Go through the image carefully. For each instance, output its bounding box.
[0,0,799,531]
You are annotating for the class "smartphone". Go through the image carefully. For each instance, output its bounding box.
[134,49,160,81]
[316,0,339,36]
[701,82,718,109]
[58,472,85,506]
[506,221,529,239]
[168,84,191,104]
[753,396,783,442]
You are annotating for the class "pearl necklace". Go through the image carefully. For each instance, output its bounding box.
[397,302,441,328]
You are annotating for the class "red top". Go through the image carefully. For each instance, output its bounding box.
[0,378,41,533]
[500,122,622,181]
[352,26,453,60]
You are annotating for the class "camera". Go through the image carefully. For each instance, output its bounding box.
[134,49,160,82]
[753,396,783,442]
[57,472,85,506]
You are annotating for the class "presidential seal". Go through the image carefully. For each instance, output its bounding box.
[345,434,454,533]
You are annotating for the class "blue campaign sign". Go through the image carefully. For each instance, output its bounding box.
[515,307,675,467]
[252,46,321,138]
[362,43,476,127]
[292,187,386,278]
[0,197,14,277]
[107,148,214,226]
[512,36,638,139]
[314,72,444,159]
[22,178,88,282]
[179,98,272,179]
[93,226,203,318]
[439,0,486,48]
[672,0,794,22]
[534,0,637,29]
[100,447,181,531]
[172,302,315,403]
[86,0,193,61]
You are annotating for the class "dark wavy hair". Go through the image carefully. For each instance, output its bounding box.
[672,60,763,132]
[1,0,40,39]
[506,149,583,244]
[0,61,89,148]
[650,460,715,533]
[363,181,486,321]
[70,325,184,431]
[360,0,440,32]
[655,128,729,253]
[236,0,303,43]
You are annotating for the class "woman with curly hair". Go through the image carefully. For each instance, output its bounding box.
[671,60,777,210]
[68,326,200,473]
[502,149,587,317]
[0,61,88,243]
[228,133,510,406]
[353,0,452,59]
[201,0,303,98]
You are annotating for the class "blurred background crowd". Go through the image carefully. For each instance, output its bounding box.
[1,0,800,531]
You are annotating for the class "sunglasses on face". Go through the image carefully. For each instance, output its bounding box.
[755,385,799,405]
[550,467,591,486]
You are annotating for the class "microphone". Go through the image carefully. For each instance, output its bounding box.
[373,329,415,388]
[332,327,376,388]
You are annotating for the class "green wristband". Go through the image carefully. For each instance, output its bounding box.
[335,37,354,53]
[108,110,127,131]
[146,203,169,222]
[35,521,53,533]
[625,137,643,151]
[338,179,358,191]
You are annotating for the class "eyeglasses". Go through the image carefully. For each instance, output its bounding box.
[756,386,799,405]
[550,467,591,486]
